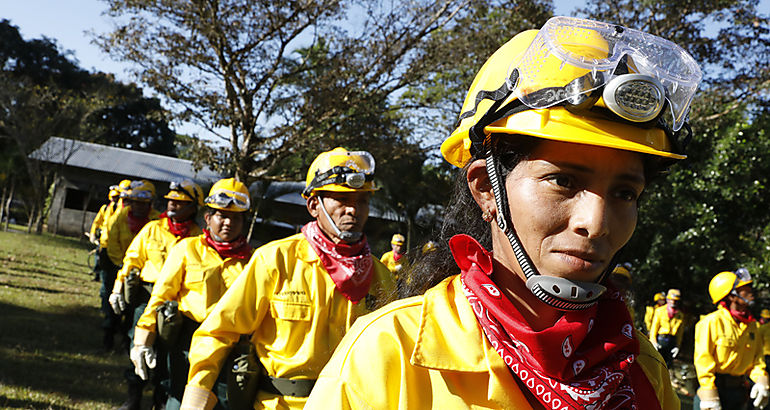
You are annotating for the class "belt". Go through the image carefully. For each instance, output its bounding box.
[715,373,748,389]
[259,376,316,397]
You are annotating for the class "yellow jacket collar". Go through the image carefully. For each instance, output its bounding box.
[296,233,320,263]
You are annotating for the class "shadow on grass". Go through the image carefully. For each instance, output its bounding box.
[0,301,124,407]
[0,282,64,294]
[0,394,69,409]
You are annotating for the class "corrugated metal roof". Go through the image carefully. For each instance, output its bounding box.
[30,137,221,183]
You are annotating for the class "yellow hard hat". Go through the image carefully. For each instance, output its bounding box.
[422,241,437,254]
[302,147,377,198]
[653,292,666,302]
[108,188,120,200]
[709,269,752,304]
[165,180,204,206]
[110,179,133,199]
[118,179,132,190]
[762,309,770,319]
[204,178,250,212]
[391,234,405,246]
[126,180,156,202]
[441,17,701,168]
[666,289,681,301]
[611,264,632,281]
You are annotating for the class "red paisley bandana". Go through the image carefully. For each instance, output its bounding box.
[720,301,756,323]
[451,235,660,410]
[203,229,252,260]
[302,221,373,303]
[126,210,150,235]
[160,212,195,239]
[393,252,403,262]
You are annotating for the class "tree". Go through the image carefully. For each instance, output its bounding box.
[96,0,471,183]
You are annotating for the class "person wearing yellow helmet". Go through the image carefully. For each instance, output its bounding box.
[649,289,685,368]
[645,291,668,332]
[88,182,128,281]
[108,179,204,410]
[307,16,699,409]
[131,177,253,410]
[694,268,768,410]
[380,233,407,278]
[99,180,161,353]
[179,148,394,410]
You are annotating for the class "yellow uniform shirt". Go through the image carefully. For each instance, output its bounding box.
[307,275,680,409]
[106,205,160,266]
[135,234,249,332]
[379,250,406,278]
[89,202,110,242]
[97,200,122,248]
[115,217,202,284]
[694,305,768,395]
[645,305,656,332]
[760,322,770,356]
[649,305,685,346]
[186,233,395,409]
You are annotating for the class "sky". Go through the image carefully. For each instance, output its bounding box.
[2,0,768,138]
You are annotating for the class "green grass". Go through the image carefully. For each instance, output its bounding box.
[0,229,127,409]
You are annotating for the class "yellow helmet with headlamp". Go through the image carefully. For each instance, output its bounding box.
[302,147,377,199]
[165,179,204,206]
[709,268,753,304]
[441,16,702,311]
[126,180,156,202]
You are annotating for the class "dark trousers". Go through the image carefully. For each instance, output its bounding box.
[656,334,677,368]
[125,285,169,407]
[693,374,750,410]
[165,315,229,410]
[98,249,122,348]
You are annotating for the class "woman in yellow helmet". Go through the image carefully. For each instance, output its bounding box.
[308,16,702,409]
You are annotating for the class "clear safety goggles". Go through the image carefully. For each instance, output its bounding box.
[732,267,752,290]
[204,189,250,210]
[169,180,197,202]
[508,16,702,131]
[304,151,375,196]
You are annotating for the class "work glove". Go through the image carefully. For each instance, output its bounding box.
[751,383,770,408]
[108,292,126,314]
[130,344,156,381]
[699,399,721,410]
[671,347,679,358]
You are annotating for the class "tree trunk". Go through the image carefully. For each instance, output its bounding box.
[80,185,94,242]
[0,181,7,227]
[26,202,35,233]
[3,178,14,231]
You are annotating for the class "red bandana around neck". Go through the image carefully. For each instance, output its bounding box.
[126,210,150,235]
[719,301,756,324]
[450,234,660,410]
[393,252,403,262]
[160,211,195,239]
[203,229,252,260]
[302,221,373,303]
[666,305,679,319]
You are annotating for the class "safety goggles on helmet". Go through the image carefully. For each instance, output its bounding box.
[302,151,375,197]
[507,16,701,132]
[732,267,752,290]
[204,190,250,212]
[168,180,198,203]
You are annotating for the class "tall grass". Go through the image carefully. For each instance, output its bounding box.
[0,229,127,409]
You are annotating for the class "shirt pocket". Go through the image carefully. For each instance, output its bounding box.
[270,300,312,322]
[184,262,205,285]
[714,336,737,363]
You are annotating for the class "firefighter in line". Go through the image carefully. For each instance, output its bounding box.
[649,288,685,368]
[93,180,130,282]
[130,178,253,410]
[646,291,667,332]
[694,268,769,410]
[307,16,692,408]
[109,180,204,410]
[101,180,160,351]
[88,182,126,280]
[180,147,394,409]
[610,262,636,323]
[380,233,407,284]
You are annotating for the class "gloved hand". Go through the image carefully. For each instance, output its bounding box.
[671,347,679,358]
[751,383,769,408]
[109,292,126,314]
[699,399,721,410]
[130,344,156,381]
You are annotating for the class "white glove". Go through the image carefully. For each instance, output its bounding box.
[751,383,769,408]
[671,347,679,358]
[699,399,721,410]
[130,344,157,381]
[108,292,126,314]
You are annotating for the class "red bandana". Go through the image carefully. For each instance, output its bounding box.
[203,229,252,260]
[666,305,678,319]
[720,301,756,323]
[302,221,373,303]
[393,252,403,262]
[126,210,150,235]
[451,235,660,410]
[160,212,195,239]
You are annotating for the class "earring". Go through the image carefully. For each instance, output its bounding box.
[481,210,493,222]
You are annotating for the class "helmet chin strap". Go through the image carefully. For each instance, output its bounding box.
[731,290,755,307]
[482,137,609,311]
[317,195,363,243]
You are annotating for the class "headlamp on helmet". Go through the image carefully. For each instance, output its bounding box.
[302,149,377,198]
[126,180,156,201]
[166,180,204,206]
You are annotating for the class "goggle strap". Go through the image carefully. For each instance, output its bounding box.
[458,69,520,126]
[303,167,373,197]
[172,186,198,204]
